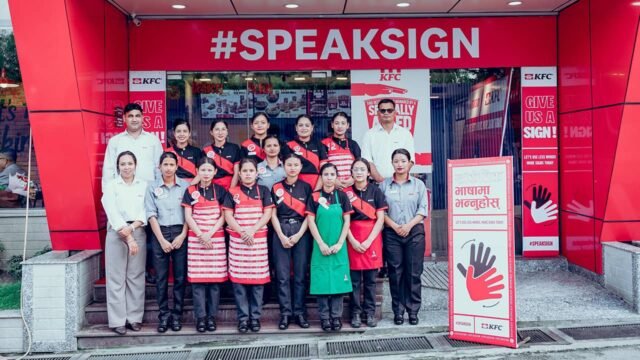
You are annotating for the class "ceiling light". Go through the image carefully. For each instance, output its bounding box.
[294,77,306,81]
[198,78,212,82]
[244,77,254,81]
[508,1,522,5]
[285,3,299,9]
[172,4,186,9]
[336,76,349,81]
[396,2,410,7]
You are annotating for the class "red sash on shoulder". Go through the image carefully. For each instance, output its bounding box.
[165,145,197,178]
[273,182,306,217]
[287,140,320,171]
[344,186,377,220]
[241,138,266,161]
[227,186,254,204]
[203,145,235,174]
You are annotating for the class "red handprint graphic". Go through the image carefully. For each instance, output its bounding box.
[465,265,504,301]
[351,83,408,96]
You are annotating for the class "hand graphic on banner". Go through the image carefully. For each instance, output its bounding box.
[465,266,505,301]
[457,241,496,278]
[524,185,558,224]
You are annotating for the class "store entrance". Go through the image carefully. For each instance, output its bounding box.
[166,68,523,256]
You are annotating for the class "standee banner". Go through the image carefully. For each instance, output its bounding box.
[351,69,432,173]
[130,17,556,71]
[448,157,517,348]
[129,71,167,144]
[520,67,559,257]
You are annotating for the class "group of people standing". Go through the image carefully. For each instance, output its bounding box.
[100,98,427,335]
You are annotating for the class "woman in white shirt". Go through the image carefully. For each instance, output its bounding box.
[101,150,148,335]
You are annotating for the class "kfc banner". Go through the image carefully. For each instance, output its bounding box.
[130,17,556,71]
[520,67,559,257]
[129,71,167,144]
[448,157,517,348]
[457,73,512,159]
[351,69,432,173]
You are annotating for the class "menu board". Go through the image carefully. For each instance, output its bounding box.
[201,90,250,119]
[328,89,351,117]
[252,89,307,118]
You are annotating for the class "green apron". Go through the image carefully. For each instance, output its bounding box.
[310,191,352,295]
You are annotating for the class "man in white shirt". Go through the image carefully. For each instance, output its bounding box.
[102,103,163,190]
[361,99,415,183]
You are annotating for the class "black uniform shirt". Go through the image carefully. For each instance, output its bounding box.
[181,183,228,207]
[282,138,328,174]
[271,179,312,221]
[203,142,241,178]
[240,136,267,163]
[346,183,388,221]
[222,184,274,210]
[168,144,203,179]
[306,189,353,215]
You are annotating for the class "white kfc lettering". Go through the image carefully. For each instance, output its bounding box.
[268,30,292,60]
[240,30,264,61]
[320,29,350,60]
[296,29,318,60]
[380,28,405,60]
[353,29,379,60]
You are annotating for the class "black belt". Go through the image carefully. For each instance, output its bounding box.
[280,218,302,224]
[160,224,184,228]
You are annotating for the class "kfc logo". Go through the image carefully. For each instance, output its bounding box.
[132,77,162,85]
[379,69,402,81]
[481,323,503,331]
[524,73,553,81]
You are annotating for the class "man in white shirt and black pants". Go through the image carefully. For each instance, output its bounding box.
[102,103,164,283]
[360,99,415,183]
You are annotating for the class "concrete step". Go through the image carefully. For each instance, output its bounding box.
[84,297,383,325]
[77,321,366,349]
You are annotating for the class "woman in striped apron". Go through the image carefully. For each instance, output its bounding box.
[223,158,275,333]
[202,119,241,190]
[182,157,229,333]
[344,158,387,328]
[321,112,361,190]
[164,119,203,183]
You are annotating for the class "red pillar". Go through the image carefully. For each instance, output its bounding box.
[9,0,128,249]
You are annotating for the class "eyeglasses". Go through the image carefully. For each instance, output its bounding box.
[378,108,395,114]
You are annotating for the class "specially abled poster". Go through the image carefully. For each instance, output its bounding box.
[448,157,517,348]
[351,69,432,173]
[520,67,559,257]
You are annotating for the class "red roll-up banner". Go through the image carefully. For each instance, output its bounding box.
[520,67,559,257]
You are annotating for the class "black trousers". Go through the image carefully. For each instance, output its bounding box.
[192,283,220,320]
[151,224,187,321]
[272,220,311,316]
[317,295,344,320]
[384,224,425,316]
[350,269,377,317]
[233,283,264,321]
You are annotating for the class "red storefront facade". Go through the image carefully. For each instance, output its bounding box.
[7,0,640,275]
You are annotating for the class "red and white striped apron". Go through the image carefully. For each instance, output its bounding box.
[344,187,383,270]
[226,186,271,285]
[186,185,228,283]
[322,138,355,181]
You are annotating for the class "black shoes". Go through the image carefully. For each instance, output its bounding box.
[366,314,378,328]
[113,326,126,335]
[350,315,361,328]
[206,317,217,332]
[126,322,142,331]
[321,319,332,332]
[170,317,182,332]
[250,319,261,332]
[408,314,419,325]
[238,320,249,333]
[295,314,310,329]
[331,318,342,331]
[196,318,206,333]
[279,315,290,330]
[394,314,404,325]
[157,319,168,333]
